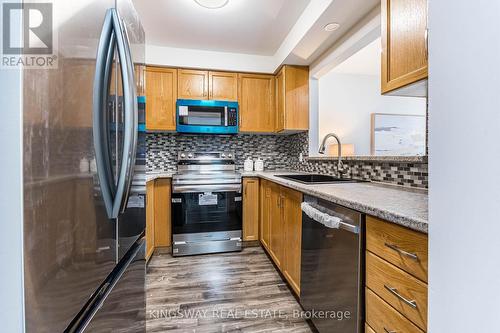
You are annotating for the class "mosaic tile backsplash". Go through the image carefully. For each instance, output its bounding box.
[146,133,301,172]
[147,131,429,189]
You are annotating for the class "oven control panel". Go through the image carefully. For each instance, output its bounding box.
[178,151,235,161]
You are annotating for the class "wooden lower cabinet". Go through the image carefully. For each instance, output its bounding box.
[146,181,155,260]
[259,180,303,295]
[365,323,376,333]
[146,178,172,261]
[242,178,259,241]
[281,186,302,295]
[366,252,427,330]
[260,180,272,250]
[268,181,283,267]
[365,215,428,332]
[153,179,171,247]
[366,216,428,283]
[366,288,424,333]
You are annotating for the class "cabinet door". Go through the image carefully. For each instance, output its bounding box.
[381,0,428,94]
[282,186,303,295]
[260,180,271,250]
[243,178,259,241]
[145,67,177,131]
[275,68,285,132]
[146,181,155,261]
[269,182,283,268]
[178,69,209,99]
[276,66,309,132]
[238,73,275,133]
[153,179,171,247]
[209,71,238,101]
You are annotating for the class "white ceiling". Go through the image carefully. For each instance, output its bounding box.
[285,0,379,65]
[134,0,311,56]
[330,37,381,76]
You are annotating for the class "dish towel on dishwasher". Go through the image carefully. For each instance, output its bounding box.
[301,202,341,229]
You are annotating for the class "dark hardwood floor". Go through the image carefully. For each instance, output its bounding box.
[146,247,313,332]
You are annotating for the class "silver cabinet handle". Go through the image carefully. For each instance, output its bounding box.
[93,9,116,219]
[384,243,419,261]
[424,28,428,60]
[110,9,138,216]
[384,285,418,308]
[384,328,397,333]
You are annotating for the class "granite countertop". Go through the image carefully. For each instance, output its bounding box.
[146,170,428,233]
[242,171,428,233]
[146,172,174,182]
[306,155,428,163]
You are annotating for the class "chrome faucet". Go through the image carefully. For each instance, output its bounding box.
[319,133,347,177]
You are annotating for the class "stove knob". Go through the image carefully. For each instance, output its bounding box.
[221,153,226,158]
[228,153,233,158]
[180,153,186,159]
[187,153,193,159]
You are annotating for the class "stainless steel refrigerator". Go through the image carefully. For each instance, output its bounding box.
[22,0,146,332]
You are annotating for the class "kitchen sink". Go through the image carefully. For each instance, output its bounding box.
[275,174,365,184]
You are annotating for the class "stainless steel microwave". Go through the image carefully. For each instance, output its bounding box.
[176,99,238,134]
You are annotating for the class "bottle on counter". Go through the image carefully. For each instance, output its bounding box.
[254,158,264,172]
[244,157,254,172]
[79,157,90,173]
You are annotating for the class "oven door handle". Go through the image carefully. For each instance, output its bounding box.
[173,184,242,193]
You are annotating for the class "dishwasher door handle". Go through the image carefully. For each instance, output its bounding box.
[301,202,359,234]
[339,222,359,234]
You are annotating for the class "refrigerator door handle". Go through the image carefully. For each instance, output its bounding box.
[111,9,138,216]
[93,9,116,219]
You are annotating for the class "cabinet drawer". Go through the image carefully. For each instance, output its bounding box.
[365,323,376,333]
[366,288,424,333]
[366,216,428,282]
[366,252,427,330]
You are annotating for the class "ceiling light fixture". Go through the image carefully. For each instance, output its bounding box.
[194,0,229,9]
[324,22,340,32]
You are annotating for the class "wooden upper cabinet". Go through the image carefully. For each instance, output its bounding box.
[275,65,309,133]
[381,0,428,95]
[275,69,285,132]
[238,73,275,133]
[178,69,209,99]
[209,71,238,101]
[243,178,259,241]
[145,66,177,131]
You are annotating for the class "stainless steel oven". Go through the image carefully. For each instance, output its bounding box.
[171,152,242,256]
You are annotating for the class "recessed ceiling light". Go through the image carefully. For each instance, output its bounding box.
[324,22,340,32]
[194,0,229,9]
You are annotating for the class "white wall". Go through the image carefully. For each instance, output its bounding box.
[428,1,500,332]
[318,73,426,155]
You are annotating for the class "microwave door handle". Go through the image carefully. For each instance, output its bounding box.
[93,9,116,219]
[110,9,138,217]
[224,106,228,126]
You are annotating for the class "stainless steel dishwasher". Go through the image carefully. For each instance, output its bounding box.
[300,195,363,333]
